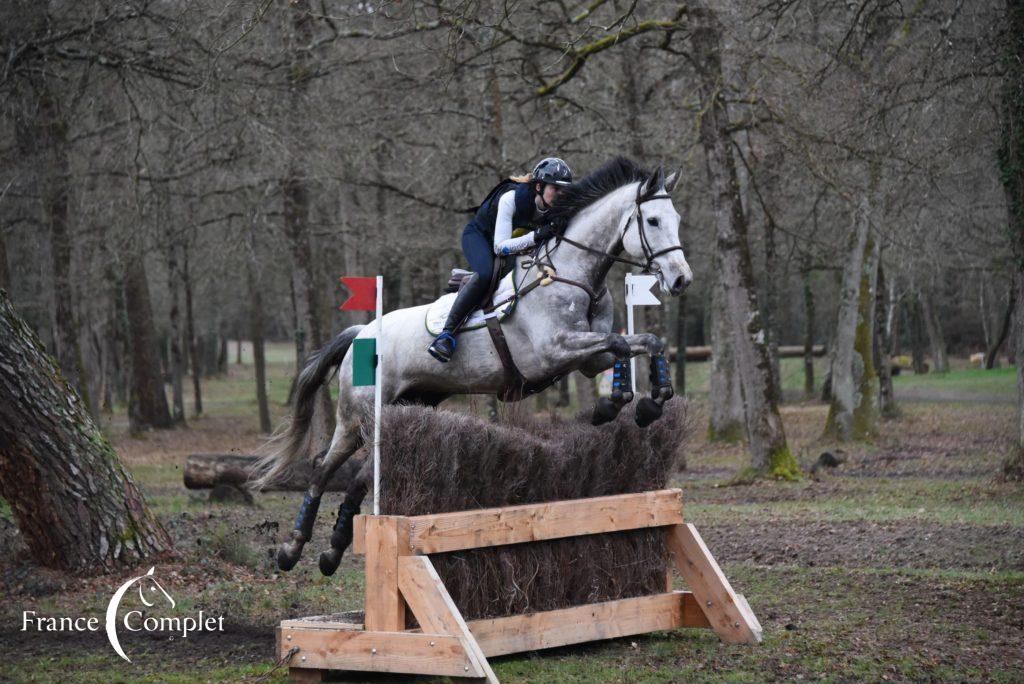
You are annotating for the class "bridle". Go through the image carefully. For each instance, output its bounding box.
[553,182,684,275]
[491,179,684,321]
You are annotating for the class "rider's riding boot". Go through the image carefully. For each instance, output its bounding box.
[428,273,482,363]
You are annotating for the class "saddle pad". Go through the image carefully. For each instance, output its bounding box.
[425,270,517,335]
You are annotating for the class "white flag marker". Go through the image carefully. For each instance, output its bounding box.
[624,273,662,394]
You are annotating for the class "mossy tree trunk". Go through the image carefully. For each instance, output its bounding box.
[0,291,173,572]
[825,189,880,441]
[690,3,797,479]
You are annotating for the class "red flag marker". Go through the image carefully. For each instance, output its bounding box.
[339,277,377,311]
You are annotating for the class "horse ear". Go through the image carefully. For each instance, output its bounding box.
[664,168,681,193]
[640,166,665,201]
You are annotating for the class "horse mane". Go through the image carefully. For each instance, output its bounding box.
[547,156,650,224]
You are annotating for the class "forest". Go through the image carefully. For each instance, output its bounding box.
[1,1,1022,681]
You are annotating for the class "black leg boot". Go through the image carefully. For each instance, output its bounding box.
[318,500,361,576]
[277,492,321,571]
[428,272,484,362]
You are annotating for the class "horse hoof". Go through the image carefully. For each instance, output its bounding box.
[591,397,621,426]
[319,548,343,576]
[635,397,663,428]
[277,540,302,572]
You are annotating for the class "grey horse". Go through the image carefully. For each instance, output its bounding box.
[250,158,693,575]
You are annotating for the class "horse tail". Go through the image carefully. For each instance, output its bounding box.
[248,325,364,492]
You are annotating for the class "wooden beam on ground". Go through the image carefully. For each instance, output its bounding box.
[362,489,683,555]
[277,625,476,678]
[399,556,496,682]
[467,591,710,657]
[666,523,762,644]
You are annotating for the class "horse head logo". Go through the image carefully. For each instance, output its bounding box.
[105,566,175,663]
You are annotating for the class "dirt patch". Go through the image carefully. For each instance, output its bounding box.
[701,518,1024,572]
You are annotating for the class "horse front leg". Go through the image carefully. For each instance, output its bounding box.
[558,331,669,427]
[547,330,658,426]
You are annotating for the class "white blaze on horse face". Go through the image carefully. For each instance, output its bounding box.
[620,189,692,292]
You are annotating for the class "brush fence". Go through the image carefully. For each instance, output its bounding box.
[275,488,761,682]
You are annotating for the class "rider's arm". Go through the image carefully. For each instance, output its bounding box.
[493,190,537,256]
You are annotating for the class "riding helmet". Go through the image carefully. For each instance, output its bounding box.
[532,157,573,187]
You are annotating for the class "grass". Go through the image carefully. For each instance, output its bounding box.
[1,344,1021,682]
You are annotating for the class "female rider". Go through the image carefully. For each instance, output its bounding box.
[427,157,573,362]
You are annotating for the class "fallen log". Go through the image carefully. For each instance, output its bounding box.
[667,345,825,362]
[184,452,363,492]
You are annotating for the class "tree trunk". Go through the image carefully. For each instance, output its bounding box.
[34,83,90,412]
[708,271,745,442]
[875,261,898,418]
[690,3,796,478]
[124,258,172,432]
[998,0,1024,479]
[166,238,185,425]
[985,285,1015,368]
[284,0,334,444]
[802,262,816,399]
[919,287,949,373]
[674,293,687,395]
[825,189,880,441]
[0,291,172,571]
[183,242,202,415]
[0,227,10,291]
[246,240,272,435]
[909,294,929,374]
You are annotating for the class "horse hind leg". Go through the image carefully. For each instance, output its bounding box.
[635,353,674,428]
[276,421,363,572]
[319,461,370,576]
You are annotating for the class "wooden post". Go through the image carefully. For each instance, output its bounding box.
[363,515,409,632]
[399,556,495,682]
[666,523,762,644]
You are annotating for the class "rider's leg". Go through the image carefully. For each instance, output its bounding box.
[428,226,494,362]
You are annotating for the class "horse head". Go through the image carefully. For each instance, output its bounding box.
[620,166,693,296]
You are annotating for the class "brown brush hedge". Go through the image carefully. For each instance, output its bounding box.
[363,399,690,621]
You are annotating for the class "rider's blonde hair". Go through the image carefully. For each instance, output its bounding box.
[509,173,532,183]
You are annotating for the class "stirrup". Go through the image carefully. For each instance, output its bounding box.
[428,331,457,362]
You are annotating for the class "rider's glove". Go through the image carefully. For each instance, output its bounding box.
[534,223,555,242]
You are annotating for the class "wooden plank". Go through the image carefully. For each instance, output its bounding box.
[287,667,323,682]
[352,515,366,555]
[280,627,477,677]
[405,489,684,554]
[363,516,409,632]
[399,556,496,682]
[466,591,708,657]
[666,524,762,644]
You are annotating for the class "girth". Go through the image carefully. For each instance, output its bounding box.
[482,264,605,402]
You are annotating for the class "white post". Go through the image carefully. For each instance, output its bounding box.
[372,274,383,516]
[625,280,637,395]
[624,273,661,396]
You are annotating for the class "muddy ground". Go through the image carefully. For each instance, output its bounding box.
[1,371,1022,682]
